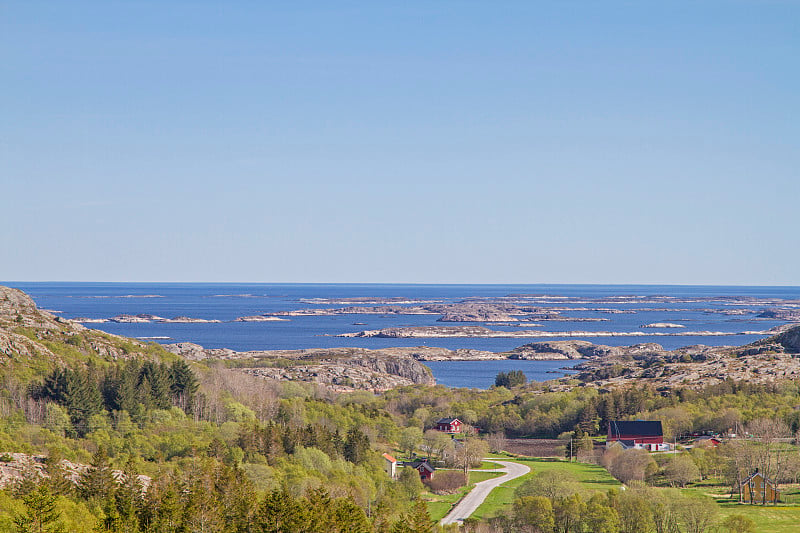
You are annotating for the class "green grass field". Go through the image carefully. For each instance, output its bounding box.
[472,458,620,520]
[716,503,800,532]
[679,481,800,532]
[443,454,800,531]
[423,469,504,521]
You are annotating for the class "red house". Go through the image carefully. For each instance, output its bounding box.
[435,418,462,433]
[607,421,664,449]
[406,460,435,480]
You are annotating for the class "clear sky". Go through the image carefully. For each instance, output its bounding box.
[1,1,798,284]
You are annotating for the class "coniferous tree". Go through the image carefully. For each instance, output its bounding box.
[13,484,65,533]
[80,446,116,503]
[141,361,172,410]
[37,367,103,436]
[169,360,198,412]
[256,490,308,533]
[344,427,371,464]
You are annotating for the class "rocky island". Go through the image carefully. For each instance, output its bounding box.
[558,325,800,391]
[338,325,734,338]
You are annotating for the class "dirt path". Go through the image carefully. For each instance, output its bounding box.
[440,460,530,525]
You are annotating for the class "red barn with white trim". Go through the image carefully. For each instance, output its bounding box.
[607,420,663,446]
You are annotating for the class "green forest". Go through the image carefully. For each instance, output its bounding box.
[3,311,800,532]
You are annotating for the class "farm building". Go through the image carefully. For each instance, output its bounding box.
[405,459,435,480]
[607,421,668,451]
[435,418,462,433]
[739,471,780,504]
[382,453,397,480]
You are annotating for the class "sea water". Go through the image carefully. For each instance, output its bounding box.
[4,282,799,389]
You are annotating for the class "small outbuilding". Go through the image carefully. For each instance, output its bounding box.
[739,471,780,504]
[691,436,721,448]
[382,453,397,480]
[406,460,435,480]
[435,418,462,433]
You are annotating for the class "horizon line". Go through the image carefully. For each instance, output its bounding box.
[3,280,799,288]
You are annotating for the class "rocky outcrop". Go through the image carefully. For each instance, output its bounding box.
[0,286,82,332]
[502,341,665,360]
[0,452,150,491]
[757,308,800,321]
[163,342,236,360]
[437,304,519,322]
[504,341,611,360]
[340,326,497,338]
[771,326,800,353]
[163,316,221,323]
[561,325,800,391]
[235,316,288,322]
[0,285,174,365]
[109,314,162,323]
[163,343,436,391]
[339,326,734,339]
[640,323,685,328]
[412,348,504,361]
[272,306,437,317]
[106,314,221,323]
[345,354,434,385]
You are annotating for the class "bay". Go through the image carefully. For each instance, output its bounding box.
[3,282,799,389]
[424,359,585,389]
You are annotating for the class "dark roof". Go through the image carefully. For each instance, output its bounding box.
[436,418,460,425]
[740,471,777,488]
[608,421,663,438]
[407,461,435,473]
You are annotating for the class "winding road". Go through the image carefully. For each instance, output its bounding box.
[440,460,531,525]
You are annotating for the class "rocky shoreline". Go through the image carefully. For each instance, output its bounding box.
[5,284,800,393]
[163,342,437,392]
[338,325,741,339]
[559,325,800,391]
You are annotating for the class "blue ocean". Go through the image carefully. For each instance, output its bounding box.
[4,283,799,388]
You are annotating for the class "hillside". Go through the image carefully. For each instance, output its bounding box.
[0,286,175,378]
[568,325,800,390]
[0,286,434,391]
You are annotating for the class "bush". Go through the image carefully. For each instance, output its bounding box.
[423,470,467,494]
[495,370,526,388]
[602,448,657,483]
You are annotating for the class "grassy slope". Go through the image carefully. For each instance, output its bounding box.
[473,457,620,520]
[424,470,504,522]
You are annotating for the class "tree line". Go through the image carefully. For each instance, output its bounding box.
[28,360,198,436]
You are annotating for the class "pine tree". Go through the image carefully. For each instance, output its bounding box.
[579,400,599,434]
[344,427,371,464]
[80,446,116,502]
[256,490,308,533]
[115,362,142,419]
[13,484,65,533]
[330,498,371,533]
[169,360,198,412]
[39,367,103,436]
[144,362,172,410]
[398,499,433,533]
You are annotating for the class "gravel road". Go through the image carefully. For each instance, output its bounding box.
[440,460,531,525]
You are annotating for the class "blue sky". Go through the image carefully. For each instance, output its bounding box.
[1,1,798,284]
